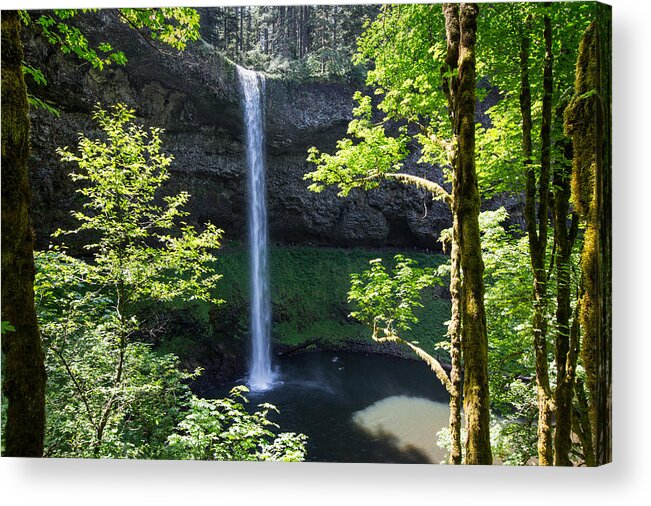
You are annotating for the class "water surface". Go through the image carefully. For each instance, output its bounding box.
[209,351,451,463]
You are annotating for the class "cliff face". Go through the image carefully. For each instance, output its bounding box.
[24,11,512,252]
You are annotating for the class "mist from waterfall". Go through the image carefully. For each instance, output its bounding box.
[237,65,274,391]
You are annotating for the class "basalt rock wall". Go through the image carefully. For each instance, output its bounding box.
[24,10,517,253]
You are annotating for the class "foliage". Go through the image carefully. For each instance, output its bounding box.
[195,245,450,359]
[479,209,537,410]
[36,105,223,457]
[305,5,452,197]
[1,321,15,334]
[348,255,442,337]
[19,7,200,117]
[354,5,448,127]
[22,65,60,116]
[201,5,378,80]
[437,410,535,466]
[56,104,223,308]
[20,8,200,71]
[166,386,307,461]
[305,93,408,197]
[118,8,201,52]
[35,249,197,458]
[475,208,541,462]
[491,380,539,466]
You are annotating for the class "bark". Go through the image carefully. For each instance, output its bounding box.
[552,100,580,465]
[301,6,310,57]
[1,10,47,457]
[441,3,466,466]
[564,14,611,465]
[573,377,596,467]
[554,284,580,465]
[448,209,463,465]
[519,12,554,466]
[453,3,492,465]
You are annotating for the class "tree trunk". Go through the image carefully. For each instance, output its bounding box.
[519,12,554,466]
[448,213,463,465]
[246,8,251,53]
[442,4,493,464]
[239,7,244,54]
[223,13,229,52]
[455,3,491,465]
[564,10,611,465]
[442,2,491,465]
[552,100,580,465]
[301,6,310,58]
[573,377,596,467]
[1,10,47,457]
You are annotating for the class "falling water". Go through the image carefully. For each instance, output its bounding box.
[237,65,274,391]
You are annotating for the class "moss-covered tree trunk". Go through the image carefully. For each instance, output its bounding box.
[564,9,611,465]
[519,14,554,466]
[552,106,580,466]
[445,2,492,465]
[440,3,464,466]
[448,175,463,465]
[1,10,47,457]
[595,3,612,466]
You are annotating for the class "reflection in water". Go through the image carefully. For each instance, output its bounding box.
[352,395,450,464]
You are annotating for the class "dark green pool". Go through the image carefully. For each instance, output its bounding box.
[208,351,451,463]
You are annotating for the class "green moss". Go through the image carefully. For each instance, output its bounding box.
[156,244,451,361]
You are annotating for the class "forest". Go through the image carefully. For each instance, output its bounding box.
[1,2,611,466]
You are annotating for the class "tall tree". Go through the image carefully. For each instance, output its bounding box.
[1,7,200,457]
[521,7,555,466]
[1,10,47,457]
[306,3,491,464]
[444,3,491,464]
[564,9,612,465]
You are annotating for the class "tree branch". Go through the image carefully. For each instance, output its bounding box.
[115,9,175,58]
[372,322,453,394]
[385,172,452,207]
[50,344,99,432]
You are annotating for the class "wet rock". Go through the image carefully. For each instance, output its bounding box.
[25,10,517,254]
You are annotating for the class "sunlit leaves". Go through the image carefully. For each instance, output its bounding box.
[35,249,199,458]
[118,8,201,52]
[19,7,199,118]
[305,93,408,196]
[348,255,441,336]
[21,8,199,71]
[56,103,223,307]
[355,4,448,123]
[34,104,230,459]
[304,4,455,200]
[166,387,307,461]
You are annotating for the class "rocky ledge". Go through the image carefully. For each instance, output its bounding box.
[25,10,520,253]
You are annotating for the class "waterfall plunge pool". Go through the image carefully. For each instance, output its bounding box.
[207,351,451,464]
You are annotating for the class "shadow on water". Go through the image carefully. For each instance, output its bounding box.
[207,351,451,464]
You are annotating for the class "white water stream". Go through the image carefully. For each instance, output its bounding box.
[237,65,274,391]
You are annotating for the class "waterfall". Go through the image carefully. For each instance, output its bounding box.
[237,65,274,391]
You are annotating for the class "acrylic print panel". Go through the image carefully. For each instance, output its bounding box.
[1,2,611,466]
